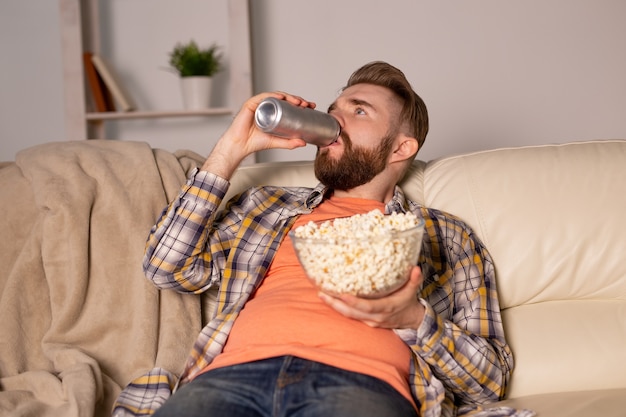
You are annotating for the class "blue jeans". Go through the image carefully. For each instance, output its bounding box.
[154,355,418,417]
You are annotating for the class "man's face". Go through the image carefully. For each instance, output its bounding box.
[314,84,401,190]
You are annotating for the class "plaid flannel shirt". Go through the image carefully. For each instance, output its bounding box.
[114,169,531,417]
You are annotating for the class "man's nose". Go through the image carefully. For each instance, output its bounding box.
[329,111,344,130]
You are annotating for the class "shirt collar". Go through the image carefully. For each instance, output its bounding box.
[305,183,410,214]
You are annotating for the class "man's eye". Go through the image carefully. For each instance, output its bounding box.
[355,107,366,115]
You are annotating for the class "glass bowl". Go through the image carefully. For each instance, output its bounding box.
[290,216,424,299]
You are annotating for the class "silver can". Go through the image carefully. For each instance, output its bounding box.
[254,97,340,147]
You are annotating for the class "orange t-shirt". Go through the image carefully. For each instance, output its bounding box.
[202,195,414,405]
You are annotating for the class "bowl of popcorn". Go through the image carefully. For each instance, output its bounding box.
[290,209,425,298]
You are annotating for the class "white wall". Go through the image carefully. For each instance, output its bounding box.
[251,0,626,163]
[0,0,66,161]
[1,0,626,163]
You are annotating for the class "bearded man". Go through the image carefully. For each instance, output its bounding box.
[114,62,519,417]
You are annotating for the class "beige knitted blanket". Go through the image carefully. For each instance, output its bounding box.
[0,140,205,417]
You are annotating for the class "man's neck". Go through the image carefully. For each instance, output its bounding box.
[331,182,395,203]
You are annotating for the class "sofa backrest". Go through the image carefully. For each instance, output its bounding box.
[421,140,626,306]
[226,140,626,399]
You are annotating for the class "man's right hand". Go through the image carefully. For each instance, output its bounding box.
[201,92,315,180]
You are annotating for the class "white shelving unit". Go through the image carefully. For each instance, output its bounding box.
[58,0,253,140]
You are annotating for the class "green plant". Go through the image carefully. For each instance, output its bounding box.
[168,40,222,77]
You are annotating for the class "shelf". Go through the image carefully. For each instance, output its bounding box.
[86,108,233,121]
[59,0,252,140]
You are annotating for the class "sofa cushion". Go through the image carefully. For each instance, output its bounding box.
[502,300,626,398]
[490,388,626,417]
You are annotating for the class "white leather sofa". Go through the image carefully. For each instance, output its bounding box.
[223,139,626,417]
[1,139,624,416]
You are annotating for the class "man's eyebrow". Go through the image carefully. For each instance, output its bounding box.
[349,98,376,111]
[327,98,376,113]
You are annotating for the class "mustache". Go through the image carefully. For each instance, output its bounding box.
[317,129,352,154]
[339,130,352,147]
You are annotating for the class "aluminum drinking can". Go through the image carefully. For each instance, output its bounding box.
[254,97,340,147]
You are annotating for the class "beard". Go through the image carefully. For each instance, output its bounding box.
[314,130,395,191]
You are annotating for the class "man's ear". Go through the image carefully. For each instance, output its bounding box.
[390,134,419,163]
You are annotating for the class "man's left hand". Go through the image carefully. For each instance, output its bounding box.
[318,266,425,329]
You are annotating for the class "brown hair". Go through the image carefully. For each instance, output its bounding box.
[344,61,429,152]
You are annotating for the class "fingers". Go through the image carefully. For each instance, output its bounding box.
[317,291,399,328]
[206,91,314,175]
[232,90,314,139]
[254,91,317,109]
[244,91,313,148]
[318,266,425,329]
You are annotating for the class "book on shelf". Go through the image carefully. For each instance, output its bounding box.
[83,52,115,112]
[101,74,116,112]
[91,53,135,112]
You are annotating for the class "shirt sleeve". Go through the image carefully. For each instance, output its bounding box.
[142,169,232,294]
[396,208,514,411]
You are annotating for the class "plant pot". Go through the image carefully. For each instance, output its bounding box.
[180,76,213,110]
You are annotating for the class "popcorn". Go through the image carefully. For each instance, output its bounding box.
[291,209,424,298]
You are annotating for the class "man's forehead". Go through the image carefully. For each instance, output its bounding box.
[330,84,399,112]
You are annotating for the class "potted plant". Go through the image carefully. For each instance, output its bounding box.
[168,40,223,109]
